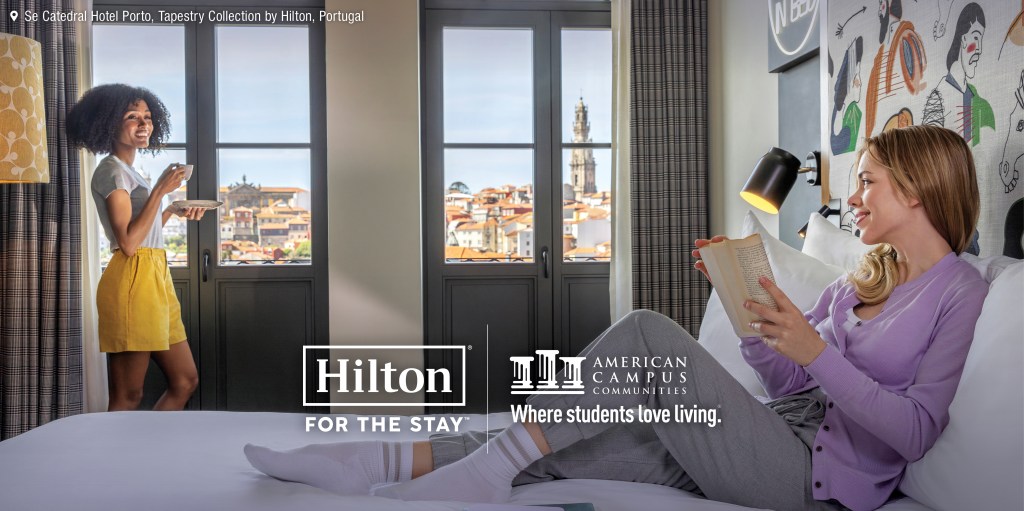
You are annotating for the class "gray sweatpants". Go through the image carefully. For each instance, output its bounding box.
[430,310,847,511]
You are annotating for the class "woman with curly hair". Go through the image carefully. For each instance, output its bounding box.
[68,84,203,411]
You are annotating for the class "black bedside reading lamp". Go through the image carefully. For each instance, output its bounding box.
[740,148,821,214]
[797,204,842,238]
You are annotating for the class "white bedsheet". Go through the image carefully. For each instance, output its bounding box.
[0,412,930,511]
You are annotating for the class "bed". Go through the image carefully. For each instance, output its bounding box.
[0,410,934,511]
[0,213,1019,511]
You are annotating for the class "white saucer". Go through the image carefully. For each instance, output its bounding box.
[172,200,223,210]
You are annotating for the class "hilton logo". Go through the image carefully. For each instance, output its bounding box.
[510,350,586,395]
[303,345,467,407]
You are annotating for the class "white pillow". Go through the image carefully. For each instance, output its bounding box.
[958,252,1019,283]
[801,212,876,272]
[700,292,767,397]
[698,211,844,398]
[899,261,1024,511]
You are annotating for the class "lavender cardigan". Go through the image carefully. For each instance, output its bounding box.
[740,252,988,511]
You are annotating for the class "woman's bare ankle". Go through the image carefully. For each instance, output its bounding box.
[523,421,552,455]
[411,441,434,478]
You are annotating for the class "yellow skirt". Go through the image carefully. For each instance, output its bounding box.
[97,248,187,353]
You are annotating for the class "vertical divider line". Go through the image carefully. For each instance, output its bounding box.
[486,323,490,453]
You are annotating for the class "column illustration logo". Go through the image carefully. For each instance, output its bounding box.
[510,350,586,395]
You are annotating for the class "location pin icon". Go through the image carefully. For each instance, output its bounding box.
[10,11,17,22]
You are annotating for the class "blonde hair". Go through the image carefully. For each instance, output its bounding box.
[848,125,979,305]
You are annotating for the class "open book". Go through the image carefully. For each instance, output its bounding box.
[698,234,779,337]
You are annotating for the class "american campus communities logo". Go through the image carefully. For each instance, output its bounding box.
[302,345,467,407]
[510,350,586,395]
[509,349,722,428]
[511,349,691,396]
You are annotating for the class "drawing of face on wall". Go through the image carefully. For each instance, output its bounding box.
[877,0,887,38]
[850,44,864,103]
[947,4,986,82]
[961,25,985,83]
[878,0,903,44]
[960,22,984,79]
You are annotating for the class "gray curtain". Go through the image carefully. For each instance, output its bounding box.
[630,0,710,335]
[0,0,83,439]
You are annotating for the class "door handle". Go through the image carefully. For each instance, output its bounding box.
[540,246,549,279]
[202,249,210,283]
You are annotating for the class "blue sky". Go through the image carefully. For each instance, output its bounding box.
[443,27,612,194]
[92,24,611,195]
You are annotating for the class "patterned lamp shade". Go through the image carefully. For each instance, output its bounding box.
[0,33,49,184]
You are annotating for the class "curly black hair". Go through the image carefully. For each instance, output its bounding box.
[66,83,171,155]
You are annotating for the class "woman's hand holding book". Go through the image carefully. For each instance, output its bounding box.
[692,235,729,283]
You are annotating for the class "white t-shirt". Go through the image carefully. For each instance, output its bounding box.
[91,155,164,250]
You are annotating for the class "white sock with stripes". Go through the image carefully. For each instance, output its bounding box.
[373,422,543,502]
[243,440,412,495]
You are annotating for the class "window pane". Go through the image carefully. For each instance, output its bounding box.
[562,148,611,262]
[217,149,311,264]
[443,28,533,143]
[92,25,186,144]
[216,26,310,143]
[444,149,534,263]
[561,29,612,144]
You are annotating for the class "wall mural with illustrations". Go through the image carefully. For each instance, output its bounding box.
[824,0,1024,257]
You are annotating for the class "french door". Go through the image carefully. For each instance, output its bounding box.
[423,7,613,413]
[92,5,328,412]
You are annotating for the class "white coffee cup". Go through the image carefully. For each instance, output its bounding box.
[175,164,194,181]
